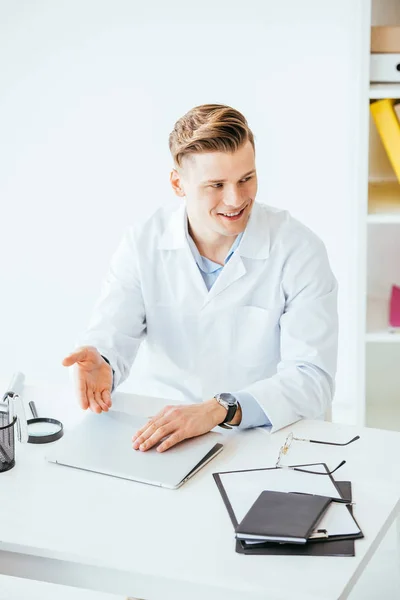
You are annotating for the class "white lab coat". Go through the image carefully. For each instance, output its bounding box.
[77,201,338,432]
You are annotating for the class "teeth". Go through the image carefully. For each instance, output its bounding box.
[222,209,242,217]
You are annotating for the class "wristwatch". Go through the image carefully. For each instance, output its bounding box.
[213,393,239,429]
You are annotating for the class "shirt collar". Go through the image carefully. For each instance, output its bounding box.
[185,216,243,274]
[158,201,270,260]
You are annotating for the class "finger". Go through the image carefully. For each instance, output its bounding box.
[101,390,112,408]
[132,420,161,449]
[132,413,164,443]
[132,423,151,443]
[95,391,109,412]
[87,389,101,414]
[132,416,169,449]
[78,379,89,410]
[62,348,88,367]
[62,355,76,367]
[132,405,180,446]
[158,432,184,453]
[135,423,175,452]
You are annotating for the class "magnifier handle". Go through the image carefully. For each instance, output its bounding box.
[29,401,38,419]
[13,394,29,444]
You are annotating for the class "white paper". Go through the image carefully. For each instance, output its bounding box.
[219,464,342,524]
[315,501,360,536]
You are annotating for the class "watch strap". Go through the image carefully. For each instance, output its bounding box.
[224,403,237,424]
[215,393,239,428]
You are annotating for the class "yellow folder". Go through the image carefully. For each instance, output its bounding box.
[370,99,400,183]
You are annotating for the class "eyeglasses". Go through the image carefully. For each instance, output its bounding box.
[275,432,360,476]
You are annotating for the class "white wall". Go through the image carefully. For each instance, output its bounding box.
[0,0,368,415]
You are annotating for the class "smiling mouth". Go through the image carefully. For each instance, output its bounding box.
[218,205,247,220]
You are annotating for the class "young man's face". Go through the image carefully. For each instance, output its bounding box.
[170,140,258,242]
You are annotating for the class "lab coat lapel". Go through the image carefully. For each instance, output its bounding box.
[158,203,208,306]
[202,202,270,307]
[202,254,246,306]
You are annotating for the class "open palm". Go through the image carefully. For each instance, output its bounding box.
[62,346,113,413]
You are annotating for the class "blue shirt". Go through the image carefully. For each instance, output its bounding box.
[186,227,271,430]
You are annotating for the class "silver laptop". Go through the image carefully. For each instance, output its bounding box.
[45,409,223,489]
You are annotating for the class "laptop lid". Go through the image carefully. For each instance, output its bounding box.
[45,409,223,489]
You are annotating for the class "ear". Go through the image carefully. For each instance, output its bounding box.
[170,168,185,197]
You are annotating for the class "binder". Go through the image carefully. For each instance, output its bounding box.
[235,490,332,544]
[370,99,400,184]
[389,284,400,329]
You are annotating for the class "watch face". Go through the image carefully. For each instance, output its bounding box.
[218,393,237,406]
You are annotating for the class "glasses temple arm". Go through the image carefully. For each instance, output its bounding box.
[289,459,346,476]
[308,435,360,446]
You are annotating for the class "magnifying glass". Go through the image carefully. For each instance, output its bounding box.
[27,401,64,444]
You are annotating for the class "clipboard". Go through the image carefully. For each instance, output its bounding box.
[212,463,363,557]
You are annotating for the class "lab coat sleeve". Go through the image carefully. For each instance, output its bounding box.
[233,391,271,429]
[100,355,116,393]
[238,235,338,433]
[75,227,146,391]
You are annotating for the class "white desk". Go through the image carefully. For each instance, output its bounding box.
[1,383,400,600]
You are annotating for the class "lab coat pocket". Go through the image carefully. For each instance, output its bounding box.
[233,305,281,369]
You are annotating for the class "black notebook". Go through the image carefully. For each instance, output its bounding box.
[235,490,332,544]
[236,482,362,557]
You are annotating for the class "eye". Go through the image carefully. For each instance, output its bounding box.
[210,176,253,189]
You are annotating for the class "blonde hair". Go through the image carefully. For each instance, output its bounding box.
[169,104,255,168]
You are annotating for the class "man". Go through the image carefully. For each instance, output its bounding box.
[62,104,338,453]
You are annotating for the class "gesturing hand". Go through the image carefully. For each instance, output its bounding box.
[62,346,113,413]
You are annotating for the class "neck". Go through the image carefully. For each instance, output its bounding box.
[188,222,237,264]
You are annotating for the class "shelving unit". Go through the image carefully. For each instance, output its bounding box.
[365,69,400,430]
[367,180,400,223]
[366,297,400,342]
[370,83,400,99]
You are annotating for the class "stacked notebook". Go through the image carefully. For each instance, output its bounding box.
[213,463,363,557]
[235,490,332,544]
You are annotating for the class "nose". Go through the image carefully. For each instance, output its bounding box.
[223,188,244,210]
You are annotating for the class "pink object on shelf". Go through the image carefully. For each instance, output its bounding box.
[389,285,400,329]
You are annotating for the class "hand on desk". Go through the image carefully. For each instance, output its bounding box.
[132,399,242,453]
[62,346,113,414]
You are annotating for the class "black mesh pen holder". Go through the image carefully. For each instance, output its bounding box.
[0,414,17,473]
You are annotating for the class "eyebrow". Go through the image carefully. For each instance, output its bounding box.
[203,169,256,184]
